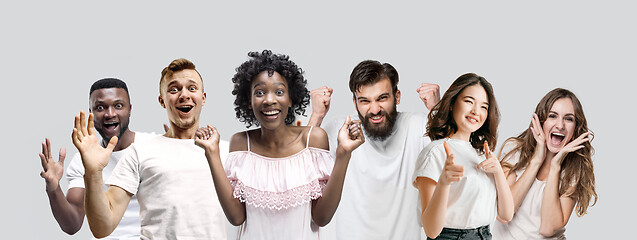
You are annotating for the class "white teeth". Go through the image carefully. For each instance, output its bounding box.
[466,117,478,123]
[552,133,564,137]
[371,116,382,120]
[263,110,280,115]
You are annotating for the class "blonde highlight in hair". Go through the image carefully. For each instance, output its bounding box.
[500,88,597,216]
[159,58,202,96]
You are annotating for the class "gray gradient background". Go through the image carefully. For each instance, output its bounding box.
[2,1,632,239]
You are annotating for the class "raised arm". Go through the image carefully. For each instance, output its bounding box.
[539,132,590,237]
[504,114,546,217]
[71,111,131,238]
[478,141,514,222]
[39,138,85,234]
[196,126,246,226]
[307,86,333,127]
[416,141,464,239]
[311,116,364,226]
[416,83,440,111]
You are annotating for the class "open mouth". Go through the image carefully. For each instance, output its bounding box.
[103,122,119,130]
[262,110,281,119]
[176,106,193,113]
[466,116,479,123]
[550,132,565,145]
[369,114,385,124]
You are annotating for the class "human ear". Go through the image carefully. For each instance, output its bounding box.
[158,96,166,108]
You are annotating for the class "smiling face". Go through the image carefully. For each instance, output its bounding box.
[250,71,291,129]
[543,97,576,153]
[159,69,206,130]
[353,77,401,141]
[450,84,489,140]
[90,88,131,142]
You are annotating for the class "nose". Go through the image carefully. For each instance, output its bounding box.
[369,102,381,115]
[556,118,565,129]
[105,106,116,117]
[264,92,276,105]
[179,88,191,102]
[470,104,478,115]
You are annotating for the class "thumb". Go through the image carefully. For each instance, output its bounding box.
[106,136,118,152]
[341,115,351,131]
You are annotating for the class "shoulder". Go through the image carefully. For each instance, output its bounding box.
[307,126,329,150]
[229,131,249,152]
[420,139,446,157]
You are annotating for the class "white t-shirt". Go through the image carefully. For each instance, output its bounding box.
[66,131,155,240]
[106,135,229,240]
[320,112,429,240]
[491,146,566,240]
[412,138,497,229]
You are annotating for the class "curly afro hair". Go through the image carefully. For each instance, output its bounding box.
[232,50,310,128]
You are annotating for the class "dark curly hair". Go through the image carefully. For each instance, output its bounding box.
[427,73,500,153]
[232,50,310,127]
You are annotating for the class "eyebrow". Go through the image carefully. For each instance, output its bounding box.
[463,96,489,106]
[167,79,199,87]
[253,82,287,88]
[357,92,390,101]
[549,111,575,117]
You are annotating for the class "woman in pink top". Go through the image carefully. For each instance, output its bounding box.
[195,50,365,239]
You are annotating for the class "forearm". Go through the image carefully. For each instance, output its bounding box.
[307,112,326,127]
[539,166,566,236]
[83,172,117,238]
[422,183,450,239]
[46,186,83,234]
[509,161,541,213]
[311,150,350,226]
[205,150,246,226]
[494,171,514,222]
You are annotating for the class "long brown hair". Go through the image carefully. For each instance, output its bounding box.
[427,73,499,153]
[500,88,597,216]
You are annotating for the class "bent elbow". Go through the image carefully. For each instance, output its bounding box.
[539,226,558,237]
[423,225,441,239]
[312,215,332,227]
[228,216,246,226]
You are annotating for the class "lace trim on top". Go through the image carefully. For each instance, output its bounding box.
[231,179,327,210]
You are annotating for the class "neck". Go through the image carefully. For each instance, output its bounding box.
[106,129,135,152]
[258,124,295,146]
[164,122,198,139]
[449,130,471,142]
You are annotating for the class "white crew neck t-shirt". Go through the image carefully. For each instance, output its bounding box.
[66,131,155,240]
[412,138,497,229]
[107,135,229,240]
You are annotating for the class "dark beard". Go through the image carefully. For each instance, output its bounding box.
[358,107,398,141]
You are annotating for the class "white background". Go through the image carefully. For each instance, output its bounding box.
[1,1,633,239]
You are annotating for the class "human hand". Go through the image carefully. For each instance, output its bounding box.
[71,111,117,174]
[478,140,503,174]
[336,116,365,154]
[194,125,220,153]
[417,83,440,111]
[552,131,592,167]
[439,141,464,185]
[529,113,546,164]
[163,123,170,133]
[39,138,66,192]
[310,86,333,118]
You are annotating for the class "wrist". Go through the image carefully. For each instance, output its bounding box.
[335,147,352,160]
[45,184,62,195]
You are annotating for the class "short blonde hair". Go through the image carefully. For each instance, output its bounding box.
[159,58,203,96]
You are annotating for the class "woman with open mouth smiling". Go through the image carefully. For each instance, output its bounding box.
[194,50,365,240]
[492,88,597,239]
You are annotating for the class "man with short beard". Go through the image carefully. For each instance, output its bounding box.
[308,60,440,240]
[39,78,153,239]
[72,59,228,240]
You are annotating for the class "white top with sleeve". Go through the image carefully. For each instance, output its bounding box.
[412,138,497,229]
[224,127,334,240]
[66,131,155,240]
[106,135,229,240]
[491,144,566,240]
[320,112,429,240]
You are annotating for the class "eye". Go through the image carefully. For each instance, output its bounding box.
[464,99,474,104]
[254,90,264,97]
[189,86,197,91]
[565,116,575,122]
[481,105,488,110]
[96,105,104,111]
[169,87,178,93]
[276,89,285,96]
[548,113,557,119]
[115,103,123,109]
